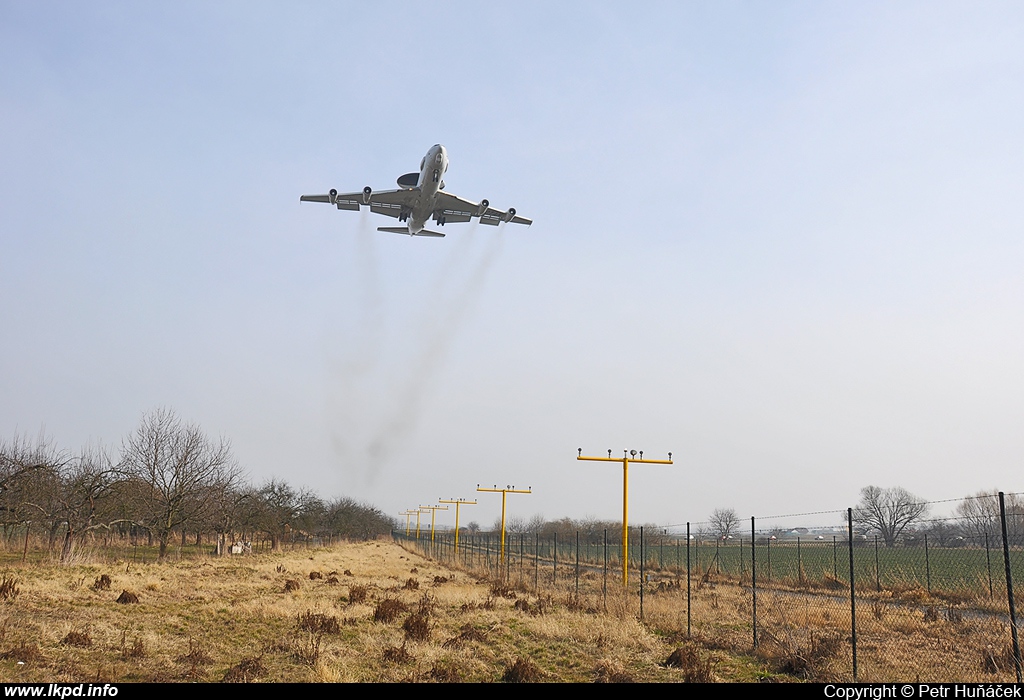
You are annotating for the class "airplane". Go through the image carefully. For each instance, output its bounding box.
[300,144,531,238]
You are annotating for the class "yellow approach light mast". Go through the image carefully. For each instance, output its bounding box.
[418,505,448,542]
[410,508,427,539]
[439,498,477,553]
[400,510,418,537]
[476,484,532,564]
[576,448,673,587]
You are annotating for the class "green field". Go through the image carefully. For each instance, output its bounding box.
[412,533,1024,605]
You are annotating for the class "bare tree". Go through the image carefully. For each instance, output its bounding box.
[956,490,1024,544]
[250,479,299,551]
[48,444,118,562]
[709,508,740,540]
[0,432,68,535]
[322,497,394,539]
[120,409,241,559]
[852,486,929,547]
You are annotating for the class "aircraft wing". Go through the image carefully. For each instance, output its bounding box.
[434,191,532,227]
[300,188,419,217]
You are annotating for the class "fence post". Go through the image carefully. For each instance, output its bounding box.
[875,536,880,592]
[553,532,558,587]
[924,533,931,594]
[519,533,523,585]
[797,536,802,586]
[751,516,758,650]
[686,522,692,639]
[639,526,645,621]
[848,507,858,682]
[603,528,608,612]
[575,531,580,602]
[999,492,1023,682]
[534,532,539,592]
[831,536,839,581]
[985,532,994,598]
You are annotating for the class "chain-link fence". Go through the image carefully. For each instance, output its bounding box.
[395,491,1024,682]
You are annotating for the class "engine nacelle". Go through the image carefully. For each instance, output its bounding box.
[362,186,372,205]
[476,199,489,217]
[503,207,516,223]
[329,189,338,205]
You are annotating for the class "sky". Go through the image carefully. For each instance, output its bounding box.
[2,2,1023,533]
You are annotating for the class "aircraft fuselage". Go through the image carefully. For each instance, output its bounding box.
[404,144,448,234]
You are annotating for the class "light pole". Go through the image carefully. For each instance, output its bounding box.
[439,498,477,554]
[476,484,532,564]
[419,504,448,542]
[576,448,673,586]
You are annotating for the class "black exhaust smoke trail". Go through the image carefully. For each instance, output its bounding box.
[329,209,384,468]
[364,221,502,475]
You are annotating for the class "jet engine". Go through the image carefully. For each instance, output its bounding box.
[329,189,338,205]
[476,199,489,217]
[503,207,517,223]
[362,186,372,205]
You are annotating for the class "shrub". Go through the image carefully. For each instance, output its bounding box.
[373,598,407,623]
[382,643,414,664]
[60,631,92,648]
[222,656,265,682]
[116,590,139,604]
[503,656,541,683]
[664,644,715,682]
[403,612,429,641]
[297,611,341,635]
[347,584,368,604]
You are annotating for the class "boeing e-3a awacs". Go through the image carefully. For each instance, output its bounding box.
[300,144,531,237]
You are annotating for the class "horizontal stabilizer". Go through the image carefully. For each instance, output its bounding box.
[376,227,445,238]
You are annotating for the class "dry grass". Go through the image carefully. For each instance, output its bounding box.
[594,658,634,683]
[664,643,717,682]
[0,576,19,601]
[1,537,1005,683]
[59,631,92,648]
[503,656,541,682]
[222,655,265,683]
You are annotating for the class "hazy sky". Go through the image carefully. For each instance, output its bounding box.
[2,2,1023,532]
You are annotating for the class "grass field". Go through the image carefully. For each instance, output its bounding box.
[2,537,1019,683]
[0,539,785,683]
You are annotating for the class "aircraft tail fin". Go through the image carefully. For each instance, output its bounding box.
[376,227,445,238]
